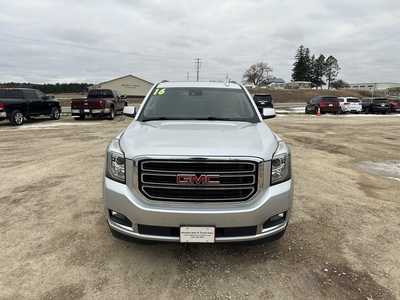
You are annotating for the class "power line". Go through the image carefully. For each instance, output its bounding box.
[194,58,201,81]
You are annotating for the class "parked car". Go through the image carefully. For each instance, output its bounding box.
[103,81,293,243]
[71,89,127,120]
[338,97,362,113]
[305,96,340,114]
[362,98,390,114]
[361,98,372,113]
[388,98,400,113]
[253,94,273,113]
[0,88,61,126]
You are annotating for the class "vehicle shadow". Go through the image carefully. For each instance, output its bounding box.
[0,117,55,127]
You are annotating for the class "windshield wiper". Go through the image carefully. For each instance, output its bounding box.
[141,117,171,122]
[193,117,241,121]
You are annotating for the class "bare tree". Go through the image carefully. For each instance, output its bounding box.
[325,56,340,89]
[242,62,273,86]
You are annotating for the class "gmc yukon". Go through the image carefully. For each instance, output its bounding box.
[103,81,293,243]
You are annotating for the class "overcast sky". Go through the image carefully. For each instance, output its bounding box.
[0,0,399,84]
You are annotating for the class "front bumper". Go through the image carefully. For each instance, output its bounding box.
[103,164,293,242]
[341,106,362,113]
[320,107,338,113]
[71,108,110,115]
[371,107,389,113]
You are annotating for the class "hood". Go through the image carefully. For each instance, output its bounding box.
[119,120,278,160]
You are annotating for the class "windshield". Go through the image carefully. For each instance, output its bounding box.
[88,89,114,98]
[347,98,360,103]
[373,98,388,104]
[253,95,272,102]
[0,89,24,98]
[321,97,339,102]
[138,87,259,123]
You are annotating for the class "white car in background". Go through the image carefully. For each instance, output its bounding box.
[338,97,362,113]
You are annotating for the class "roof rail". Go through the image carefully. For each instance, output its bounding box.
[160,80,169,83]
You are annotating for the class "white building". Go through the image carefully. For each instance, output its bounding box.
[349,82,400,90]
[286,81,312,89]
[91,75,153,98]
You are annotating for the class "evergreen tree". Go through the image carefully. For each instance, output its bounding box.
[303,48,313,82]
[312,54,326,88]
[292,45,308,81]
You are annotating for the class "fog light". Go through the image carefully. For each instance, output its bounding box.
[263,212,286,228]
[109,210,132,227]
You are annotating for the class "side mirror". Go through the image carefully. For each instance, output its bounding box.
[120,95,127,100]
[123,106,136,118]
[262,107,276,119]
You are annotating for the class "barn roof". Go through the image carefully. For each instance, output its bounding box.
[96,74,153,86]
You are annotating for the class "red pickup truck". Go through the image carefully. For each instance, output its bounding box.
[71,89,127,120]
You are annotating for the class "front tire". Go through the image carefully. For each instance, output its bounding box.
[9,110,24,126]
[50,107,61,120]
[267,229,286,242]
[108,226,156,244]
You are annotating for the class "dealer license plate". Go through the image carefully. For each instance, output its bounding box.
[180,226,215,243]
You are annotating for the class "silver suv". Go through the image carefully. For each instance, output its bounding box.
[103,81,293,243]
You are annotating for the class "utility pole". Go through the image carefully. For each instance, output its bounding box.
[194,58,201,81]
[186,72,189,81]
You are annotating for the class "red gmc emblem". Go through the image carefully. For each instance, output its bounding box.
[176,174,220,185]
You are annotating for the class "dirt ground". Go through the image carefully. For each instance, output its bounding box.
[0,115,399,300]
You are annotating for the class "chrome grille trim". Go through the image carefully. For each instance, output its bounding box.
[137,159,259,202]
[141,173,256,187]
[141,160,256,174]
[141,186,256,202]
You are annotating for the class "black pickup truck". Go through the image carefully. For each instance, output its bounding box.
[253,94,273,114]
[0,88,61,126]
[71,89,127,120]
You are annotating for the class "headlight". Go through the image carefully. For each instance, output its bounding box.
[271,141,291,185]
[106,138,126,183]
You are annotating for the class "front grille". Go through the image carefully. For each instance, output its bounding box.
[138,159,258,202]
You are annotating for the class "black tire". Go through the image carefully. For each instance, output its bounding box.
[266,229,286,242]
[50,107,61,120]
[75,115,85,120]
[241,228,286,246]
[108,107,115,120]
[109,226,130,241]
[9,110,24,126]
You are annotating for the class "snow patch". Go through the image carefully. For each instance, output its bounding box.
[357,160,400,180]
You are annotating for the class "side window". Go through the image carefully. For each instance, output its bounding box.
[24,90,38,100]
[36,91,45,99]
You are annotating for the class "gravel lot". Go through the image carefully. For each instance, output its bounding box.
[0,115,399,299]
